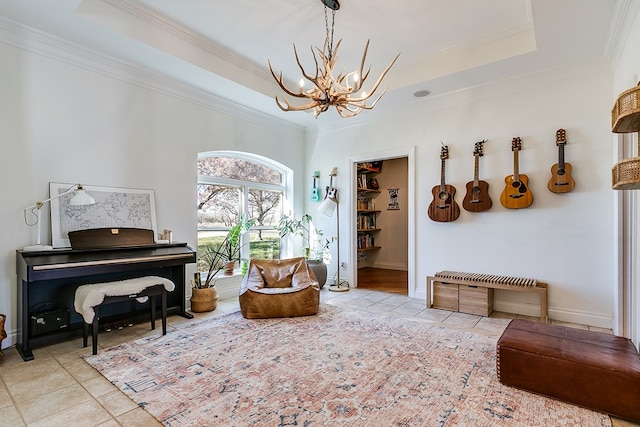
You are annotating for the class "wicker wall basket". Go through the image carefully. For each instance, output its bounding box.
[612,84,640,133]
[612,157,640,190]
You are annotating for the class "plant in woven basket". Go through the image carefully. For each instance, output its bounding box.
[196,214,255,288]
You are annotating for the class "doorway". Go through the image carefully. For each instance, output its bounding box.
[350,150,414,296]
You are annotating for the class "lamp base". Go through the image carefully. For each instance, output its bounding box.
[23,244,54,252]
[328,284,349,292]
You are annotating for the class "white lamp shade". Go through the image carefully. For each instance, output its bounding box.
[69,189,96,206]
[318,196,337,217]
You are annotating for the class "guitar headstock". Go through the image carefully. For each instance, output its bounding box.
[511,137,522,151]
[440,144,449,160]
[473,140,486,157]
[556,129,567,146]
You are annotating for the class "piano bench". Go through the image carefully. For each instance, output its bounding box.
[73,276,175,355]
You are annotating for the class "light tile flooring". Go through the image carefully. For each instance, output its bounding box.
[0,288,637,426]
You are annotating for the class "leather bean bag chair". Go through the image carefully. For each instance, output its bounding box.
[239,257,320,319]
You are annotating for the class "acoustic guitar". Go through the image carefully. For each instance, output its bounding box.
[462,140,492,212]
[428,145,460,222]
[500,137,533,209]
[547,129,575,193]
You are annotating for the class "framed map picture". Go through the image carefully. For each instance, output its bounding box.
[50,183,157,248]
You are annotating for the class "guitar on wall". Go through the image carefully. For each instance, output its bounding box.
[462,140,492,212]
[311,171,321,201]
[428,145,460,222]
[547,129,575,193]
[500,137,534,209]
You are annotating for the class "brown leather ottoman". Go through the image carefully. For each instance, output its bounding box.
[496,319,640,422]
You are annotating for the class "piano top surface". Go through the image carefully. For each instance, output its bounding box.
[18,242,195,267]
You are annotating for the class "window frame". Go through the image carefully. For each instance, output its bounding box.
[197,151,292,271]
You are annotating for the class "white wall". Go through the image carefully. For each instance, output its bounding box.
[307,63,615,328]
[0,27,306,347]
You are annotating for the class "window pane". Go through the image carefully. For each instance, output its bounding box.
[197,184,240,228]
[198,156,282,184]
[249,229,280,260]
[197,230,227,272]
[248,189,283,227]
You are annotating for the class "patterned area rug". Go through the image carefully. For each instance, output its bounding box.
[84,306,611,426]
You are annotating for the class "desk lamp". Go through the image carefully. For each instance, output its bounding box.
[23,184,96,251]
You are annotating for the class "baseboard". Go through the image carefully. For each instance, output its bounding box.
[369,262,408,271]
[494,300,613,329]
[2,330,17,349]
[417,283,613,329]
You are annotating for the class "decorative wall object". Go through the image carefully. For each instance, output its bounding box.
[387,187,400,210]
[50,183,157,248]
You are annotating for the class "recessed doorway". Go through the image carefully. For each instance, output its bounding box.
[353,155,410,295]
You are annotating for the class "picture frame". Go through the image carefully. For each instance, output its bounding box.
[50,183,157,248]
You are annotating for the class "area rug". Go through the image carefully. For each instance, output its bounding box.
[84,306,611,427]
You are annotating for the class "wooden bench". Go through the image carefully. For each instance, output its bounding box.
[74,276,174,355]
[426,271,548,323]
[497,319,640,422]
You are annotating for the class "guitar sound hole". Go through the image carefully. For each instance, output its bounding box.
[438,192,449,201]
[511,181,520,188]
[472,187,480,195]
[557,169,565,176]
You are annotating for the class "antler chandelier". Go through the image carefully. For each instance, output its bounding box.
[268,0,399,119]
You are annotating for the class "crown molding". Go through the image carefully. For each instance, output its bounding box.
[0,15,302,132]
[605,0,640,66]
[98,0,274,84]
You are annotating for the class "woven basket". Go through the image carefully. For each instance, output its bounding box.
[612,84,640,133]
[612,157,640,190]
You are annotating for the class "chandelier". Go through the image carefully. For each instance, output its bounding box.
[268,0,400,119]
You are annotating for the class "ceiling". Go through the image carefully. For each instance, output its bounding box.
[0,0,618,128]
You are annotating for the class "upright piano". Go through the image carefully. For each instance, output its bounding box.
[16,243,196,361]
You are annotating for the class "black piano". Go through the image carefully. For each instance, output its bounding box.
[16,239,196,361]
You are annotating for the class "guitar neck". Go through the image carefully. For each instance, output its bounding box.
[513,150,520,182]
[558,144,565,169]
[440,158,446,190]
[473,154,480,186]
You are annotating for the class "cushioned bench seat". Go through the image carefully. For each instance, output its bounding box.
[74,276,175,354]
[496,319,640,422]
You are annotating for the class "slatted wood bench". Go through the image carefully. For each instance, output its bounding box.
[426,271,548,323]
[73,276,175,355]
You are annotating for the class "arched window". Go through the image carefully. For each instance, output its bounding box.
[197,151,290,274]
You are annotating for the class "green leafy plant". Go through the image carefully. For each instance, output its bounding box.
[276,214,329,261]
[197,214,255,288]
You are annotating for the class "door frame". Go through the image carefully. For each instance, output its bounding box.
[349,147,416,297]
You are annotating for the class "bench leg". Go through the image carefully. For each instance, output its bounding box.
[161,287,167,335]
[92,306,99,355]
[83,322,89,348]
[149,295,156,330]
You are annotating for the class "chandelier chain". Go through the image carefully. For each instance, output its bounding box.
[324,7,336,60]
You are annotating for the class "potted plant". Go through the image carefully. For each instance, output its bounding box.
[192,215,255,312]
[276,214,331,287]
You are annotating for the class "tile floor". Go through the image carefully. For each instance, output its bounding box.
[0,288,637,426]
